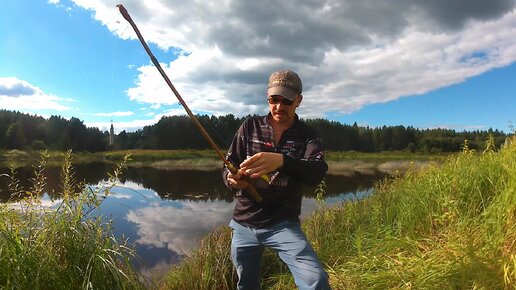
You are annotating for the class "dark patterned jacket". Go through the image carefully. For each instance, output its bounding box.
[223,114,328,228]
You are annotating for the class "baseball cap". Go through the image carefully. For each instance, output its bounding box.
[267,70,302,100]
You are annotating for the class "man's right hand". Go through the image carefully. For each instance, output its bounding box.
[227,170,249,190]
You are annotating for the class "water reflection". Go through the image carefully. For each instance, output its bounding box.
[0,163,388,276]
[96,182,214,276]
[1,164,386,202]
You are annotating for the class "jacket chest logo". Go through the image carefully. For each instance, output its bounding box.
[280,140,297,154]
[250,137,273,147]
[283,140,295,148]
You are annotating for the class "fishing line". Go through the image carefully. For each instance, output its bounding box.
[199,116,233,149]
[111,31,116,106]
[117,4,265,202]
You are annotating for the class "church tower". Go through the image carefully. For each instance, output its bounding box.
[109,122,114,147]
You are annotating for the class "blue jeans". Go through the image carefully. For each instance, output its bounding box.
[229,219,331,290]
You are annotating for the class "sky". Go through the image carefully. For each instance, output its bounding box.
[1,0,515,134]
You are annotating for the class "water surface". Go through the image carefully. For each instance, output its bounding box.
[0,163,387,276]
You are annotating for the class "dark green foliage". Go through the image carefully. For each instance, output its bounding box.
[0,110,109,152]
[0,109,510,153]
[4,122,26,149]
[305,119,509,153]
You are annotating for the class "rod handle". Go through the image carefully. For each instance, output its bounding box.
[226,163,263,202]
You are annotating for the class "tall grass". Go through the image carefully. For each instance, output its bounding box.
[159,135,515,289]
[0,150,146,289]
[103,149,219,162]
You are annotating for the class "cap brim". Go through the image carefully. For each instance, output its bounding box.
[267,87,299,100]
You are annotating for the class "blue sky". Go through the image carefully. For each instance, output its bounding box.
[1,0,515,133]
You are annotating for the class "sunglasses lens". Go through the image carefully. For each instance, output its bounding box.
[282,98,294,105]
[268,96,294,105]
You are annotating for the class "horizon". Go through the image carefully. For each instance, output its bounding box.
[1,1,515,134]
[1,108,511,135]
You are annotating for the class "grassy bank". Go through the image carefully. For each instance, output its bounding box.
[159,136,515,289]
[102,149,218,162]
[1,149,445,174]
[0,149,444,165]
[104,149,221,170]
[0,151,146,289]
[104,149,444,163]
[325,150,445,162]
[0,150,106,167]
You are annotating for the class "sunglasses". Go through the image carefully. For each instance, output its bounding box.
[267,96,295,106]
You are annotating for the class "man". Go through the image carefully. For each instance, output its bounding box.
[223,70,331,289]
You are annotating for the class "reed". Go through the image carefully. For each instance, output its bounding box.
[159,135,515,289]
[0,150,146,290]
[103,149,218,161]
[159,226,236,290]
[304,135,516,289]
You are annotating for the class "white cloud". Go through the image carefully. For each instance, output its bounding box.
[94,111,134,117]
[124,196,326,255]
[86,118,156,133]
[0,77,73,111]
[85,108,186,132]
[125,200,234,254]
[67,0,516,119]
[429,124,488,131]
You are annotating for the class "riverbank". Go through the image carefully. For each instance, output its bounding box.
[0,152,147,289]
[1,140,513,289]
[0,149,445,175]
[159,137,515,289]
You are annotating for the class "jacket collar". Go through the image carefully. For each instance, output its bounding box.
[264,113,300,130]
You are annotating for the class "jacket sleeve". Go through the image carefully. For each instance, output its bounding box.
[222,122,247,190]
[280,136,328,186]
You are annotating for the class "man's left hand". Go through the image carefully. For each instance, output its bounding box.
[240,152,284,178]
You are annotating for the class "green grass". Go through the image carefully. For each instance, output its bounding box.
[0,150,106,167]
[1,149,442,164]
[325,150,447,162]
[104,150,222,170]
[159,136,516,289]
[2,149,444,174]
[2,149,443,177]
[1,136,513,289]
[102,149,219,161]
[0,151,146,290]
[0,149,222,169]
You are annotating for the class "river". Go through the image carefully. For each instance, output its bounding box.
[0,162,388,277]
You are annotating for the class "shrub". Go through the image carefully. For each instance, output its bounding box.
[0,150,146,290]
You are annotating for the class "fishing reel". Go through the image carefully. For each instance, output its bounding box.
[249,173,271,189]
[226,162,271,189]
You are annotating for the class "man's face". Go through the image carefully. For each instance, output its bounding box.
[268,94,302,125]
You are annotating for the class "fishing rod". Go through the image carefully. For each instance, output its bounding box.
[117,4,263,202]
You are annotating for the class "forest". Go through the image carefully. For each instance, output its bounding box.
[0,109,509,153]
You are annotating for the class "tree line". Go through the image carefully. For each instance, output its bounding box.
[0,110,107,152]
[0,109,509,153]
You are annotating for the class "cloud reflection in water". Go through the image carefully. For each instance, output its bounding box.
[102,180,234,276]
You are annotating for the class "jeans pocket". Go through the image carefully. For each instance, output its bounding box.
[229,219,237,229]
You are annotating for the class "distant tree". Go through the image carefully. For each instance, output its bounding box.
[138,125,157,149]
[406,142,416,153]
[68,117,88,151]
[358,127,375,152]
[0,109,511,153]
[31,140,47,151]
[126,130,143,149]
[86,127,108,152]
[17,113,46,145]
[5,122,26,149]
[45,115,69,150]
[116,130,129,150]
